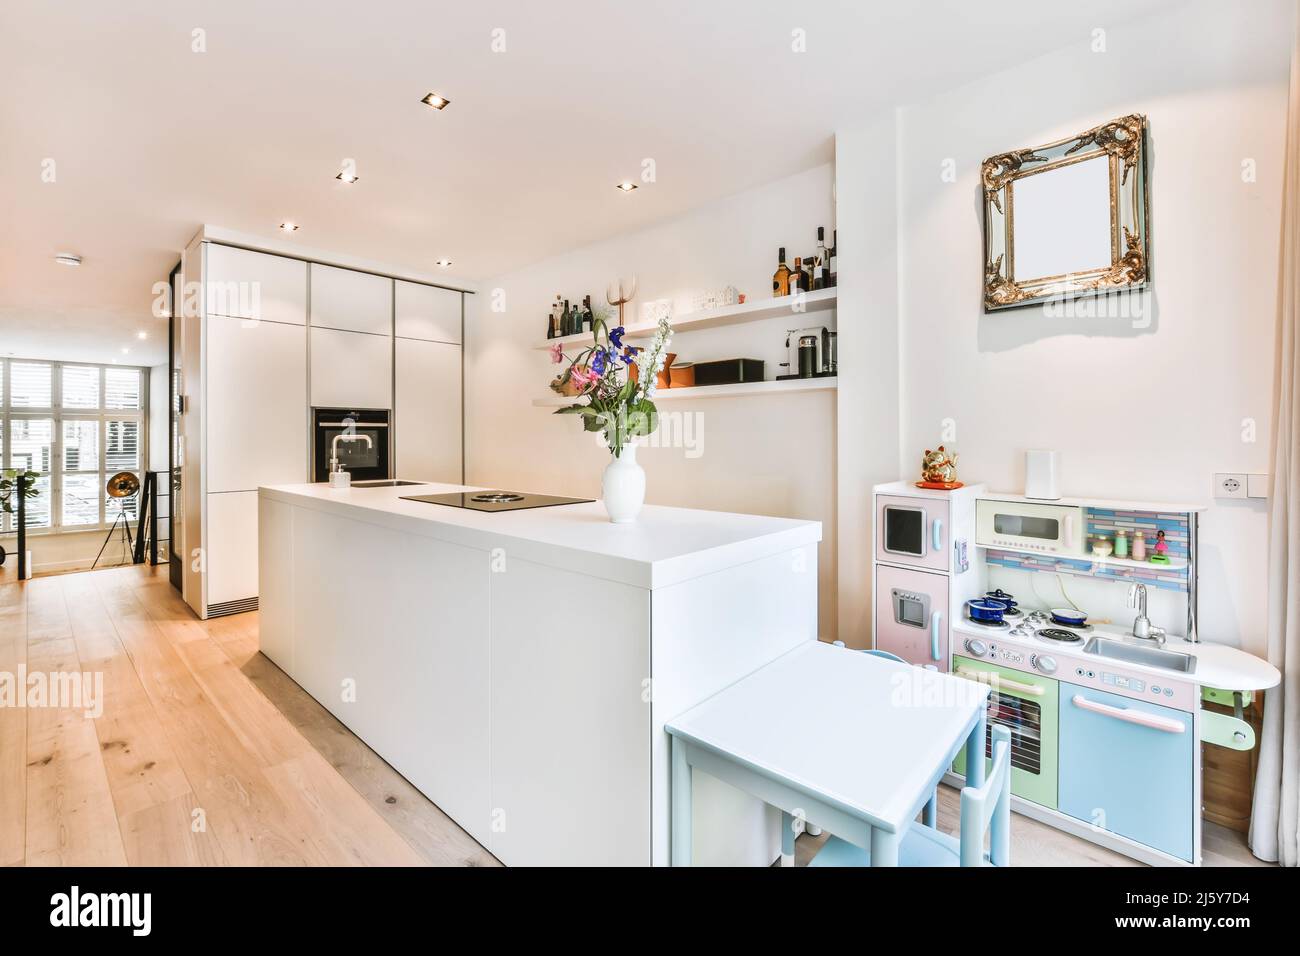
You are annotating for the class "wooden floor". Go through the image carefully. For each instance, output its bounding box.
[0,564,1268,867]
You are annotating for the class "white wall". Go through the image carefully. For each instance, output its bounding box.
[836,0,1292,652]
[466,165,839,638]
[834,116,902,647]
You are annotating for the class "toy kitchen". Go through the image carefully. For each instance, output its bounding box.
[871,454,1280,866]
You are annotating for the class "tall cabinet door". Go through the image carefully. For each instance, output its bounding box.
[395,338,461,482]
[310,264,392,335]
[206,314,308,492]
[395,280,461,344]
[310,328,393,409]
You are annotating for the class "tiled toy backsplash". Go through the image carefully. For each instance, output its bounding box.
[985,507,1191,593]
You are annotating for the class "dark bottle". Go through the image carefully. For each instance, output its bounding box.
[828,230,837,288]
[562,299,572,336]
[546,311,554,339]
[772,247,791,297]
[582,295,594,333]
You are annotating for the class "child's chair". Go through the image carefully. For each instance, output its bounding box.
[807,724,1012,867]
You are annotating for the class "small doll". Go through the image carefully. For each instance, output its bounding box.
[1150,529,1170,564]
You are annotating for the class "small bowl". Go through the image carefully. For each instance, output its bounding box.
[1050,607,1088,627]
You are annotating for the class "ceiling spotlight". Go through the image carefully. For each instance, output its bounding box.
[137,331,148,340]
[54,253,82,266]
[616,181,638,192]
[335,171,359,184]
[120,347,130,355]
[435,258,452,268]
[280,222,299,232]
[421,92,450,110]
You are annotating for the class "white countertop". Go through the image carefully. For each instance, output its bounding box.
[953,619,1279,691]
[260,481,822,590]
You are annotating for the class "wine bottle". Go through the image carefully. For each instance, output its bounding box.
[828,231,837,288]
[546,311,555,340]
[582,295,594,333]
[563,299,572,336]
[815,228,828,290]
[792,257,808,293]
[772,247,791,297]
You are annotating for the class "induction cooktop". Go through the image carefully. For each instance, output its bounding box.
[400,490,595,513]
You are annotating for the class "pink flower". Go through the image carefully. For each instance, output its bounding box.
[568,365,594,391]
[549,343,564,364]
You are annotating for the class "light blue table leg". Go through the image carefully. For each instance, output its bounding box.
[870,826,900,867]
[923,791,938,829]
[966,701,987,790]
[780,810,795,867]
[671,734,692,866]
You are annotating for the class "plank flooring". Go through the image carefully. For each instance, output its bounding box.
[0,564,1269,867]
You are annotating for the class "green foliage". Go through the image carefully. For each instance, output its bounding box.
[0,470,41,515]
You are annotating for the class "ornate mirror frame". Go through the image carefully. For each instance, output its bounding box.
[982,114,1150,312]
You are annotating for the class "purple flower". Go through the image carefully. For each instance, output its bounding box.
[609,326,626,348]
[591,349,608,375]
[621,346,640,365]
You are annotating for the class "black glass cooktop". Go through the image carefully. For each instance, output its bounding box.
[400,490,594,513]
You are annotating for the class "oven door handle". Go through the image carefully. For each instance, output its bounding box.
[931,517,943,552]
[1070,694,1186,733]
[930,610,942,661]
[953,666,1046,697]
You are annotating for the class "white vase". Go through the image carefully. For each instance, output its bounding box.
[602,444,645,523]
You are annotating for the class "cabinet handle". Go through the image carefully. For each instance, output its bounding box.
[930,610,943,661]
[1071,694,1186,734]
[953,666,1045,697]
[932,517,944,551]
[1063,514,1075,549]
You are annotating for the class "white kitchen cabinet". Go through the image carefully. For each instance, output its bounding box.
[206,490,259,608]
[205,244,306,325]
[309,263,393,335]
[281,501,492,844]
[310,327,392,409]
[395,338,461,481]
[206,313,307,493]
[395,280,461,344]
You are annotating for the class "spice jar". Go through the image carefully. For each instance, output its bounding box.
[1114,529,1129,559]
[1131,531,1146,561]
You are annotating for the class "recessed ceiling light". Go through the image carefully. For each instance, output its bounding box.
[421,92,450,110]
[137,331,148,340]
[335,171,359,184]
[435,258,452,268]
[616,181,638,192]
[54,253,82,266]
[120,347,130,355]
[280,222,299,232]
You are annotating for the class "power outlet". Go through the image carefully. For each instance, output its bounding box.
[1215,473,1248,499]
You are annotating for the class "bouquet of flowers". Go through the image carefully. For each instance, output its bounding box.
[549,310,674,456]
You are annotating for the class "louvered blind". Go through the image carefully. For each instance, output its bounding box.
[62,365,100,409]
[105,367,141,410]
[106,419,140,471]
[9,362,52,408]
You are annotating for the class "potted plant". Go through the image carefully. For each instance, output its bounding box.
[0,469,41,566]
[549,312,673,523]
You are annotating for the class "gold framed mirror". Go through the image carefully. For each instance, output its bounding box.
[982,114,1150,312]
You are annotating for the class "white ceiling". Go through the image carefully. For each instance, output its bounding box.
[0,0,1181,366]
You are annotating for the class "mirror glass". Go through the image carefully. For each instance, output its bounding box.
[1011,155,1111,281]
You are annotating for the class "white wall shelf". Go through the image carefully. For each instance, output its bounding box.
[978,542,1189,572]
[532,376,837,407]
[532,288,837,351]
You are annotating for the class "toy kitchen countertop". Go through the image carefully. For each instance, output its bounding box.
[953,616,1280,692]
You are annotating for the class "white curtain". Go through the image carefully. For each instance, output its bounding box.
[1251,8,1300,867]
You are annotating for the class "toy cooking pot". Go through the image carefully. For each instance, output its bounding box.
[966,599,1007,624]
[984,589,1018,611]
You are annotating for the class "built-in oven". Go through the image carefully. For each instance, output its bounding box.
[951,654,1058,810]
[312,408,391,483]
[975,499,1085,556]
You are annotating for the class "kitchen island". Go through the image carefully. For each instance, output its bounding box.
[258,481,822,866]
